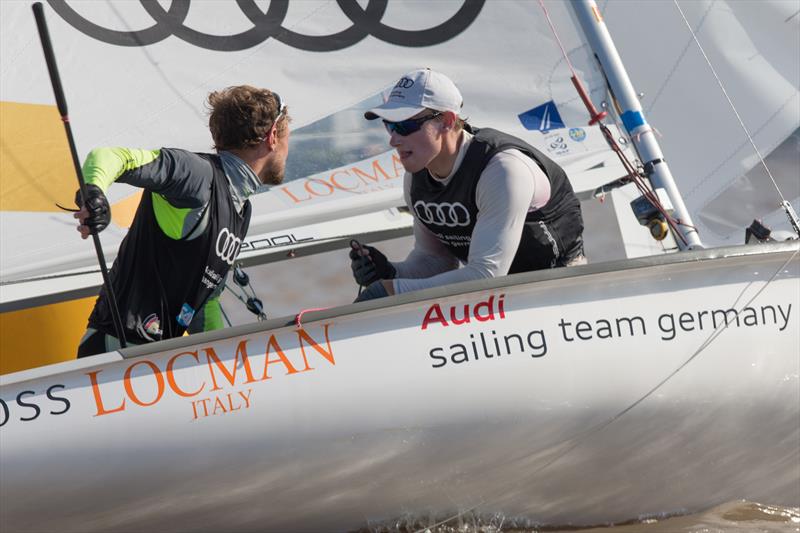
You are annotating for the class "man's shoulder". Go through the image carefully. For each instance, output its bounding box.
[476,150,540,201]
[160,147,215,161]
[471,126,524,146]
[485,148,539,174]
[158,148,219,174]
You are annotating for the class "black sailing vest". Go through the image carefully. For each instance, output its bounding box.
[88,153,251,343]
[409,126,584,273]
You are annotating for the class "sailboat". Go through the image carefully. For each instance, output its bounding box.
[1,1,797,531]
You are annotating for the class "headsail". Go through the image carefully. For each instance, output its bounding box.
[597,0,799,243]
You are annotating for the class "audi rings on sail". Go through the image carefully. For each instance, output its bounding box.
[215,228,242,265]
[47,0,486,51]
[413,201,471,227]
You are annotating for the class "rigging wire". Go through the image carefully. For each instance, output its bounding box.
[539,0,577,73]
[537,0,692,246]
[224,263,267,321]
[672,0,800,236]
[218,301,233,328]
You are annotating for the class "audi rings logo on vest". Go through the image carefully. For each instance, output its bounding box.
[413,201,471,227]
[50,1,486,52]
[215,228,242,265]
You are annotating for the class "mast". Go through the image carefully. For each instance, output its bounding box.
[570,0,704,250]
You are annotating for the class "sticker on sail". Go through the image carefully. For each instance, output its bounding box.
[569,127,586,142]
[518,101,565,132]
[544,132,570,156]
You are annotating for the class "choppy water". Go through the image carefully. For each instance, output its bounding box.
[356,501,799,532]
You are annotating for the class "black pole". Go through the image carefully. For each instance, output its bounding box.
[32,2,127,348]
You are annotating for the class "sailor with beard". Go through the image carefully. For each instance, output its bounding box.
[74,86,291,357]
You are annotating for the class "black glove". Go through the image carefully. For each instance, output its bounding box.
[349,243,396,286]
[354,281,389,303]
[75,184,111,233]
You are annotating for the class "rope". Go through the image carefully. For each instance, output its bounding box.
[225,262,267,321]
[294,307,330,327]
[538,0,578,76]
[672,0,797,225]
[219,303,233,328]
[537,0,691,245]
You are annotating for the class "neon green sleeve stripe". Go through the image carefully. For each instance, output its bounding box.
[152,194,192,240]
[203,297,224,331]
[81,147,160,192]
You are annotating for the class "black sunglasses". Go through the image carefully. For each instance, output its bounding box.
[383,112,441,136]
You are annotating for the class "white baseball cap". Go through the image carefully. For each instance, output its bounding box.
[365,68,463,122]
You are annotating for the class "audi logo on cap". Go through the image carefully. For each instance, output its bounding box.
[215,228,242,265]
[413,201,471,227]
[394,77,415,89]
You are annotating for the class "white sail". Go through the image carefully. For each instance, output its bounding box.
[0,1,608,283]
[597,0,799,243]
[2,1,795,288]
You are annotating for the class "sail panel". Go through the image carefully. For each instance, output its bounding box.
[1,0,797,282]
[0,0,607,283]
[601,0,800,243]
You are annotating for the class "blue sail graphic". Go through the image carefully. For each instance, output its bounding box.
[518,101,565,132]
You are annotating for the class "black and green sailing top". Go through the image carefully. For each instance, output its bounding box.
[82,147,259,343]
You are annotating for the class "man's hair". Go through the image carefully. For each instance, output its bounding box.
[207,85,290,151]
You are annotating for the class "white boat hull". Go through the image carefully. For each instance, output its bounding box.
[1,243,798,531]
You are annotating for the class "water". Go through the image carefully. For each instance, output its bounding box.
[356,501,799,532]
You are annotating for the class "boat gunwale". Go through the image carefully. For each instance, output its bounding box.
[2,240,797,387]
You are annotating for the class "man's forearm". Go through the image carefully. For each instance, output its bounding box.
[82,147,161,192]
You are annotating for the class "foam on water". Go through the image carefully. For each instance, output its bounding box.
[354,500,800,532]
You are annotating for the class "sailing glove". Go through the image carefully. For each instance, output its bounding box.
[75,184,111,233]
[354,281,389,303]
[349,244,396,286]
